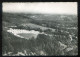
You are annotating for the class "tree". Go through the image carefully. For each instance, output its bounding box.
[44,29,52,34]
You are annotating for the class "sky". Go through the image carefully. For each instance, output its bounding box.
[2,2,77,15]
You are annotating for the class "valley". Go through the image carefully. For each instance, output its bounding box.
[2,12,78,56]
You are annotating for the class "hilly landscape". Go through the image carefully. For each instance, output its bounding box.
[2,12,78,56]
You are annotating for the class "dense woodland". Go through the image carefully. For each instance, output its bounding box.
[2,12,78,56]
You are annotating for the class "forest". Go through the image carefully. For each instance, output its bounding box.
[2,12,78,56]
